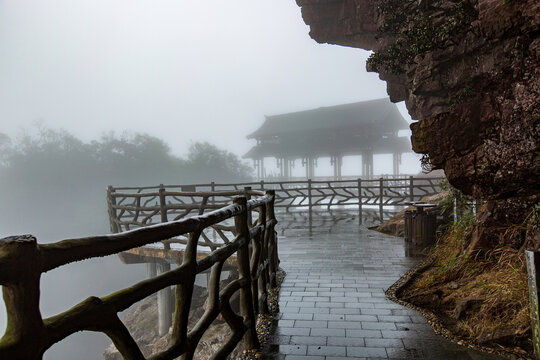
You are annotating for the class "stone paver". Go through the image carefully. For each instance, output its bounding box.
[261,211,504,360]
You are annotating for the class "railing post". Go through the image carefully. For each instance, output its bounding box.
[159,184,168,223]
[158,184,170,250]
[526,250,540,359]
[244,186,253,227]
[260,180,264,190]
[211,181,215,206]
[258,200,270,315]
[266,190,278,288]
[233,196,260,350]
[308,178,312,215]
[379,178,384,223]
[0,235,44,360]
[409,175,414,202]
[107,186,120,233]
[156,261,173,336]
[357,179,363,225]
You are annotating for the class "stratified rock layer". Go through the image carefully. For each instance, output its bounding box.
[296,0,539,201]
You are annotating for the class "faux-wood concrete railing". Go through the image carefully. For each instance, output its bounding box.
[108,176,443,224]
[0,191,278,360]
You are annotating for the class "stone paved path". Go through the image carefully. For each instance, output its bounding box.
[261,212,505,360]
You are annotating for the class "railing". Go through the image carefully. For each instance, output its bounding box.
[0,191,278,360]
[108,176,444,224]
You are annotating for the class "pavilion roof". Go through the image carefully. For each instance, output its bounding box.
[247,98,409,139]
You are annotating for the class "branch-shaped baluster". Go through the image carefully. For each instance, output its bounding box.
[211,278,248,360]
[182,260,225,358]
[170,229,201,357]
[212,226,232,244]
[199,231,219,251]
[265,191,278,288]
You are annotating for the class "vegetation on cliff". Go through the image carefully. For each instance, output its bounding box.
[367,0,477,74]
[399,184,539,356]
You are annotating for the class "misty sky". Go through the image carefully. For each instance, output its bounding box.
[0,0,418,163]
[0,2,421,357]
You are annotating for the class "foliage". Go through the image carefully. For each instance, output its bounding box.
[438,178,474,220]
[411,214,530,348]
[0,132,12,167]
[532,203,540,230]
[186,142,253,182]
[0,126,253,238]
[368,0,477,74]
[406,180,532,351]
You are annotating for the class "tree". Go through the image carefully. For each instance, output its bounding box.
[185,142,253,183]
[0,132,11,167]
[0,126,253,238]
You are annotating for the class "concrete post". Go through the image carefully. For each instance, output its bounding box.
[337,155,342,180]
[357,178,363,225]
[393,153,400,175]
[156,262,173,336]
[526,250,540,358]
[147,262,157,279]
[379,178,384,222]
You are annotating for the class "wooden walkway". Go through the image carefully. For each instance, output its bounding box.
[261,211,504,360]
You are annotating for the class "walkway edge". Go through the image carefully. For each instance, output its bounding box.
[385,258,529,360]
[242,269,286,360]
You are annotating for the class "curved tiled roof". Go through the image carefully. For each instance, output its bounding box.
[247,98,409,139]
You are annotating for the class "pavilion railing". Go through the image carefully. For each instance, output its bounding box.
[109,176,444,224]
[0,191,278,360]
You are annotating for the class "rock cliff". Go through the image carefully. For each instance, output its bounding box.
[296,0,539,247]
[296,0,539,201]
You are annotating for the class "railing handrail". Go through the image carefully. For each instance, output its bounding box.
[110,176,443,190]
[108,177,445,225]
[0,191,279,360]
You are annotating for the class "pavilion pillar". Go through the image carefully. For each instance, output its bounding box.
[283,158,290,180]
[255,159,260,180]
[393,153,401,176]
[362,152,374,178]
[289,159,294,180]
[332,156,337,180]
[309,157,316,179]
[302,157,317,179]
[337,155,342,180]
[276,158,283,179]
[332,155,343,180]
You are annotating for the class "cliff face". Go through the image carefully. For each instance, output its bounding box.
[296,0,539,202]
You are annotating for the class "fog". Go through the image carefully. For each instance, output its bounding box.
[0,1,421,359]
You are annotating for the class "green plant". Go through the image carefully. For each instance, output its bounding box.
[438,178,474,221]
[368,0,477,74]
[532,203,540,230]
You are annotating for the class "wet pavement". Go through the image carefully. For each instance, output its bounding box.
[261,210,505,360]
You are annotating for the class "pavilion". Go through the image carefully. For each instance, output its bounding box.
[244,98,412,180]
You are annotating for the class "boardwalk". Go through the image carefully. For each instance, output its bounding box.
[261,211,504,360]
